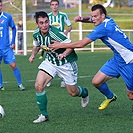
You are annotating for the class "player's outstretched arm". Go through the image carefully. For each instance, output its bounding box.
[74,16,92,23]
[49,38,92,51]
[29,46,40,63]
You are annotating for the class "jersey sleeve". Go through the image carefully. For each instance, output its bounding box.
[8,14,16,28]
[33,39,39,46]
[10,26,16,44]
[8,14,16,44]
[64,14,71,27]
[32,29,40,46]
[87,25,106,41]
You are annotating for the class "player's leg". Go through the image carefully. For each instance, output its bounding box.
[39,48,51,87]
[10,62,25,90]
[120,62,133,100]
[92,59,119,110]
[58,62,89,107]
[4,48,25,90]
[92,70,114,98]
[0,62,4,91]
[66,84,89,107]
[33,59,55,123]
[66,85,88,99]
[127,90,133,100]
[33,70,52,123]
[0,53,4,90]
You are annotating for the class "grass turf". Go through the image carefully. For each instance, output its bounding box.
[0,51,133,133]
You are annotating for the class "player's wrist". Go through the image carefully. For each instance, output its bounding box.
[63,52,67,58]
[31,55,35,59]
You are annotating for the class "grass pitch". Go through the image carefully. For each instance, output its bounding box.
[0,51,133,133]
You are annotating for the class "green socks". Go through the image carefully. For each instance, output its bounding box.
[78,86,88,98]
[36,90,48,117]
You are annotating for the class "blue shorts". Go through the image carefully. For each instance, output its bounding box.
[0,48,16,64]
[100,58,133,91]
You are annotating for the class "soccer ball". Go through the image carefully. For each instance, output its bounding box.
[0,105,5,118]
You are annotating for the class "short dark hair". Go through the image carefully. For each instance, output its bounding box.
[34,11,49,23]
[0,0,2,3]
[91,4,107,16]
[50,0,59,5]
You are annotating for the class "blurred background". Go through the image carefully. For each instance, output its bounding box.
[2,0,133,55]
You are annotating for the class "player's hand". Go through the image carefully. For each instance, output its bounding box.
[74,16,83,22]
[49,40,62,51]
[29,56,34,63]
[11,44,15,49]
[57,54,65,60]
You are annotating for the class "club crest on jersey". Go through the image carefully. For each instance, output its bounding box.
[51,22,60,29]
[0,20,4,23]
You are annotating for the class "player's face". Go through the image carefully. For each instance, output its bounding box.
[0,2,3,12]
[50,1,59,12]
[91,9,105,26]
[37,17,49,36]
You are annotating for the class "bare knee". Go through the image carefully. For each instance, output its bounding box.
[10,62,17,70]
[92,78,100,88]
[35,82,44,92]
[67,91,77,97]
[92,71,110,88]
[127,90,133,100]
[128,94,133,100]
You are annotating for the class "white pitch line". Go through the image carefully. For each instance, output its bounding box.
[3,75,94,84]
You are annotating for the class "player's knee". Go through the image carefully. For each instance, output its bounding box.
[127,90,133,100]
[68,91,77,97]
[128,95,133,100]
[92,79,99,87]
[71,93,77,97]
[10,63,17,70]
[35,83,44,92]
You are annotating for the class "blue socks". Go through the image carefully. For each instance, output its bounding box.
[0,67,22,87]
[0,70,3,87]
[97,83,114,99]
[13,67,22,86]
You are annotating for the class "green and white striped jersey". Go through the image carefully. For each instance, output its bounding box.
[48,11,71,32]
[33,26,77,66]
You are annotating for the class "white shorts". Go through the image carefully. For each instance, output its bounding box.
[38,59,78,85]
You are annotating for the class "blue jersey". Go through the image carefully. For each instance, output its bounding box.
[0,12,16,49]
[87,16,133,66]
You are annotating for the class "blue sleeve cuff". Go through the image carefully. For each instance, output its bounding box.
[11,26,16,44]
